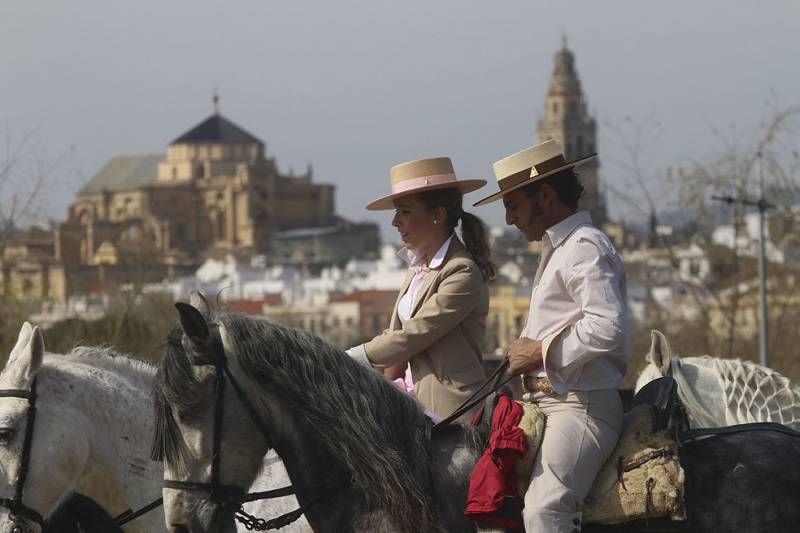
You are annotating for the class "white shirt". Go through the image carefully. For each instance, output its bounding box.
[396,234,454,323]
[522,211,628,395]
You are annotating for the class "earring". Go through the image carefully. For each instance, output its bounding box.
[434,220,438,224]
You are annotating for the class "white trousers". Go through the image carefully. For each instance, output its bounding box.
[523,389,623,533]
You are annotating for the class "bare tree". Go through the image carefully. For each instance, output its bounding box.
[0,123,74,359]
[606,104,800,381]
[0,124,72,254]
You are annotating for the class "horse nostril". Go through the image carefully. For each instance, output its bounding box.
[171,525,190,533]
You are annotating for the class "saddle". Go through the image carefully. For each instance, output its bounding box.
[513,378,686,525]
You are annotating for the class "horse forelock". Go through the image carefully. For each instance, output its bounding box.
[150,325,203,471]
[218,312,441,533]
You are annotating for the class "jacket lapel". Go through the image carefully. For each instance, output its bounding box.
[409,238,466,318]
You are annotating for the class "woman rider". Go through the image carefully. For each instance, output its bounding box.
[348,156,495,423]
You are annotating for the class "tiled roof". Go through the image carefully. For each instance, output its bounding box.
[77,154,162,195]
[171,113,263,145]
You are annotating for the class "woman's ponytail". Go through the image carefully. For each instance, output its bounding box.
[417,188,496,282]
[458,210,496,282]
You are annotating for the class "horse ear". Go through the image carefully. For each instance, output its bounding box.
[189,291,211,316]
[5,324,44,384]
[647,330,672,376]
[175,302,210,343]
[8,322,34,364]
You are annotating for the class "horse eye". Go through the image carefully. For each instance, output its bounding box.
[0,428,15,444]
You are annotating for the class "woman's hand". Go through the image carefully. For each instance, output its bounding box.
[506,337,543,377]
[384,362,408,381]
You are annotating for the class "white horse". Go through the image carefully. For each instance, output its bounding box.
[635,329,800,430]
[0,322,310,532]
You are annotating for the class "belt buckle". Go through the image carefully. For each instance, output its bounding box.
[522,375,556,396]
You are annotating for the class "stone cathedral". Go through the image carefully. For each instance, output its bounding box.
[1,101,378,303]
[537,39,607,226]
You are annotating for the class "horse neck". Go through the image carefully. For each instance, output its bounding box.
[39,357,161,509]
[237,374,351,530]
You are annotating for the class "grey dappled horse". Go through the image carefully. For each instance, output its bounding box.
[0,322,308,533]
[636,330,800,430]
[153,303,800,532]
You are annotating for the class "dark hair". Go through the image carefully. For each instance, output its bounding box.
[416,188,496,281]
[520,168,585,209]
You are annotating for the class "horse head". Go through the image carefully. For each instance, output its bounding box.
[155,294,439,533]
[152,299,271,533]
[0,323,90,533]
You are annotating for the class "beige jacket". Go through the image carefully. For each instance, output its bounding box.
[364,238,488,423]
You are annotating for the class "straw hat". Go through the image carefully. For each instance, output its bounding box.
[366,157,486,211]
[473,139,596,207]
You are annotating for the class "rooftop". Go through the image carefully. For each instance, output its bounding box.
[171,113,263,146]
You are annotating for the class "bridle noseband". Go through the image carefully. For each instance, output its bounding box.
[163,329,348,531]
[0,380,44,530]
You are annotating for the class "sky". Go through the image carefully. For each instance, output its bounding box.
[2,1,799,241]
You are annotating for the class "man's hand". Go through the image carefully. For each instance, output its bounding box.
[506,337,544,377]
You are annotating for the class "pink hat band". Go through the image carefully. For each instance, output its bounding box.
[391,173,457,194]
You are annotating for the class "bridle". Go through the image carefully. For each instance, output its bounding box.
[0,377,163,532]
[0,380,44,531]
[162,329,348,531]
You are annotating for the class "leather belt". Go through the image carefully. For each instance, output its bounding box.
[522,375,556,396]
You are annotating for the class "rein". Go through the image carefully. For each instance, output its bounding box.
[162,332,349,530]
[432,358,512,433]
[0,381,45,529]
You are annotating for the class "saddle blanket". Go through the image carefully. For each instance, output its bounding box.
[515,402,685,525]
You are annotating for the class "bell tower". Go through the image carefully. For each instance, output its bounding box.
[537,37,606,226]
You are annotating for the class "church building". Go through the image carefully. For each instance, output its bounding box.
[1,100,378,303]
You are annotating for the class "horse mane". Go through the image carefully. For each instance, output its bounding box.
[152,312,442,533]
[0,344,156,392]
[666,354,800,429]
[698,356,800,428]
[57,346,156,386]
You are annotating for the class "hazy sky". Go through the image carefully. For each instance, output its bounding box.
[2,1,799,240]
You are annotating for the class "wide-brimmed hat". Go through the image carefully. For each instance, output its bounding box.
[366,157,486,211]
[473,139,596,207]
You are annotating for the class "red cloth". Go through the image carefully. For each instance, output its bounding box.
[464,392,528,530]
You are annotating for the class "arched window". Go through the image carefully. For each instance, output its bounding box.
[197,165,206,178]
[216,210,225,240]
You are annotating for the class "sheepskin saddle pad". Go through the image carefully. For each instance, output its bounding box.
[514,402,685,525]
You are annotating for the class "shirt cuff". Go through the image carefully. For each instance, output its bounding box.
[346,344,372,368]
[541,325,571,395]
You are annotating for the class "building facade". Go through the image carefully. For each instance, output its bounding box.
[62,109,337,269]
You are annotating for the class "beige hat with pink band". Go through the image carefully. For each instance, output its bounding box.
[473,139,596,207]
[366,156,486,211]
